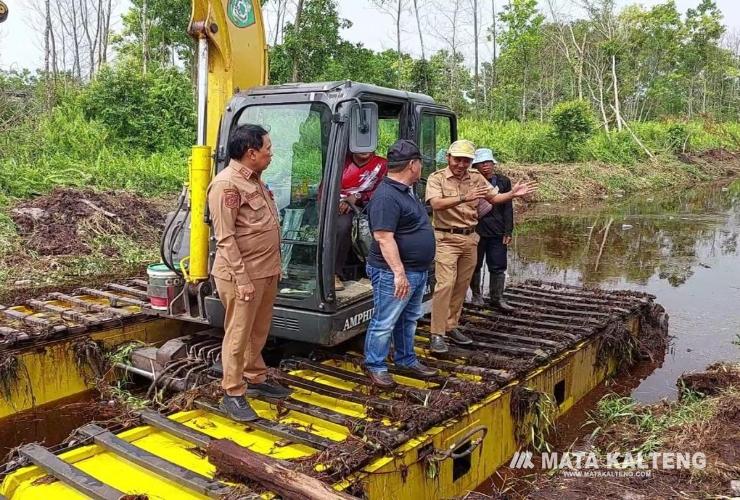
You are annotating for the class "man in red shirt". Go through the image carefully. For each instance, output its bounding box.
[335,150,388,290]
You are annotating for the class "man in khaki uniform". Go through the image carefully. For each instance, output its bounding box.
[425,140,537,353]
[208,124,291,422]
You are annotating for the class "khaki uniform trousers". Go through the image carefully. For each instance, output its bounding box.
[214,274,278,396]
[431,231,479,335]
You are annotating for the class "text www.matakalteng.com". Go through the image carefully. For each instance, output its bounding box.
[560,470,653,478]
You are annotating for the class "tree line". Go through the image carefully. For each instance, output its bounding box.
[22,0,740,129]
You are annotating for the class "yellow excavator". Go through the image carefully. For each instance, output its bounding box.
[155,0,457,346]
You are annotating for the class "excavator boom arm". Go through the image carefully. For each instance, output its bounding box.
[185,0,268,282]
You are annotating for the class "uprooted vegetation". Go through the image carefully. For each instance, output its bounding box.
[0,187,169,304]
[489,363,740,499]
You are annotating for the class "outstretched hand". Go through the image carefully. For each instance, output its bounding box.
[511,180,538,198]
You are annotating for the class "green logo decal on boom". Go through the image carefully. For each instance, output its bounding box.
[227,0,255,28]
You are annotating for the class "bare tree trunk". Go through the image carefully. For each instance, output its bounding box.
[413,0,425,60]
[70,0,82,79]
[102,0,111,64]
[472,0,480,110]
[611,54,622,131]
[490,0,497,117]
[141,0,149,74]
[56,1,68,74]
[80,0,95,79]
[291,0,305,82]
[394,0,403,88]
[43,0,51,75]
[272,0,283,46]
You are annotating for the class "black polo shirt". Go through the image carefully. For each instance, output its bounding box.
[366,177,435,272]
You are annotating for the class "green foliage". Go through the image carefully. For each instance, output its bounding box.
[551,100,596,160]
[459,118,735,165]
[114,0,193,69]
[79,64,195,153]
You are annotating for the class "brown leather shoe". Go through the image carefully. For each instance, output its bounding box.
[366,370,397,390]
[334,275,345,291]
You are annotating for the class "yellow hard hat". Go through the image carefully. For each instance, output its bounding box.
[447,140,476,159]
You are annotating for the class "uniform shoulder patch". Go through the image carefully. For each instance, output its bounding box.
[223,188,240,209]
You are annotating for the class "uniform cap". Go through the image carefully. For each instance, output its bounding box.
[473,148,497,165]
[447,140,476,159]
[387,139,422,164]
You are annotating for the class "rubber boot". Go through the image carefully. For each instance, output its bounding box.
[470,271,484,305]
[490,273,515,312]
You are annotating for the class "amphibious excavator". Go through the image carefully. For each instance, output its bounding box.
[0,1,669,498]
[153,0,456,347]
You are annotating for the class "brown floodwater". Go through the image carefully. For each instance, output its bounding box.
[505,178,740,402]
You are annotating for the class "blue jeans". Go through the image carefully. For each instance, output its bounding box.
[364,265,428,373]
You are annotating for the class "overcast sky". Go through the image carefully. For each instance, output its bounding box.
[1,0,739,72]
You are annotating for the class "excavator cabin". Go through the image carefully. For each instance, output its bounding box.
[159,81,458,346]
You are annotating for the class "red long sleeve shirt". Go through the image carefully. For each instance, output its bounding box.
[340,154,388,206]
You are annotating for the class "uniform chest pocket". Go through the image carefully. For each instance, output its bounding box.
[244,194,269,224]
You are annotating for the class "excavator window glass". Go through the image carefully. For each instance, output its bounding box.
[418,113,453,199]
[237,102,332,298]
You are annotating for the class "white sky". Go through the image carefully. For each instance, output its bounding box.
[1,0,739,72]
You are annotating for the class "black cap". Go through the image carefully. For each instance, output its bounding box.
[387,139,422,165]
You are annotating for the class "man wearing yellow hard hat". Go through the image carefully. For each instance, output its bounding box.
[425,140,537,354]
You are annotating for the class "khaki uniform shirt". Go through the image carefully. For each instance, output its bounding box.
[425,167,499,229]
[208,159,281,285]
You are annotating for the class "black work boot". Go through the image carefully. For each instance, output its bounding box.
[447,327,473,345]
[470,271,484,305]
[221,395,258,422]
[429,334,449,354]
[490,273,515,312]
[246,381,293,399]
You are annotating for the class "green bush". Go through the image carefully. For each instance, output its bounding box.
[79,64,195,153]
[550,100,596,161]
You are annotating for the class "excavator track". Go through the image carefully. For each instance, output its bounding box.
[0,280,668,499]
[0,280,150,349]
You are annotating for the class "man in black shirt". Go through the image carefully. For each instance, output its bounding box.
[364,140,438,388]
[469,148,515,312]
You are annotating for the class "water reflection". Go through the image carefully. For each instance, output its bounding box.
[508,180,740,401]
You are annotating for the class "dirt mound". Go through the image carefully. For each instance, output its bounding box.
[10,188,164,256]
[678,362,740,398]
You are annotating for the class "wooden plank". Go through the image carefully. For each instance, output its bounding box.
[19,443,124,500]
[194,401,336,451]
[78,424,228,498]
[206,438,355,500]
[138,409,212,449]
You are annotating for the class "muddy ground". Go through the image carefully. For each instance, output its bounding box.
[0,188,171,304]
[476,363,740,499]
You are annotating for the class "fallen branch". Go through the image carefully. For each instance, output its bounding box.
[206,438,355,500]
[80,199,118,218]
